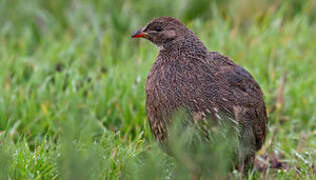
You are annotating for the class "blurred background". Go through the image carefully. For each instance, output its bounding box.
[0,0,316,179]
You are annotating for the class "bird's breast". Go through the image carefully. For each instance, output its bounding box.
[145,58,217,118]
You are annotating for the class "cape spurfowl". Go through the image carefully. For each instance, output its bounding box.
[132,17,267,172]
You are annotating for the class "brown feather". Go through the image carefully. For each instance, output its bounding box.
[134,16,268,169]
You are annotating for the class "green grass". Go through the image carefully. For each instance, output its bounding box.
[0,0,316,179]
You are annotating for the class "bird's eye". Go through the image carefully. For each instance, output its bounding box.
[155,26,162,32]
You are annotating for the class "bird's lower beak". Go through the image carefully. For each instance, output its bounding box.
[131,28,148,38]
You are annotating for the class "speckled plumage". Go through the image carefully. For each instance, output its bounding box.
[132,17,267,169]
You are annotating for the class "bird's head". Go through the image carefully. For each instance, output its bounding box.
[131,17,194,48]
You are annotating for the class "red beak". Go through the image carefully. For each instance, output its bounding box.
[131,29,146,38]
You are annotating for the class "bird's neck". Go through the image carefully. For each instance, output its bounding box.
[159,35,208,59]
[159,36,208,55]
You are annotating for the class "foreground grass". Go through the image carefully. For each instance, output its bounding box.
[0,0,316,179]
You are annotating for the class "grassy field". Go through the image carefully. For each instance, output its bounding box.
[0,0,316,179]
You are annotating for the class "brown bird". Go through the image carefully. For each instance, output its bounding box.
[132,17,267,176]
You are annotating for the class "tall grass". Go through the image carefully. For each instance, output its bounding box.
[0,0,316,179]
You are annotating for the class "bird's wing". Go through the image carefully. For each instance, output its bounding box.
[209,51,267,150]
[208,51,264,106]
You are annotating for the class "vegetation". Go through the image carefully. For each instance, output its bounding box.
[0,0,315,179]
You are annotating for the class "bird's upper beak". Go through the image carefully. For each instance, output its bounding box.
[131,28,148,38]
